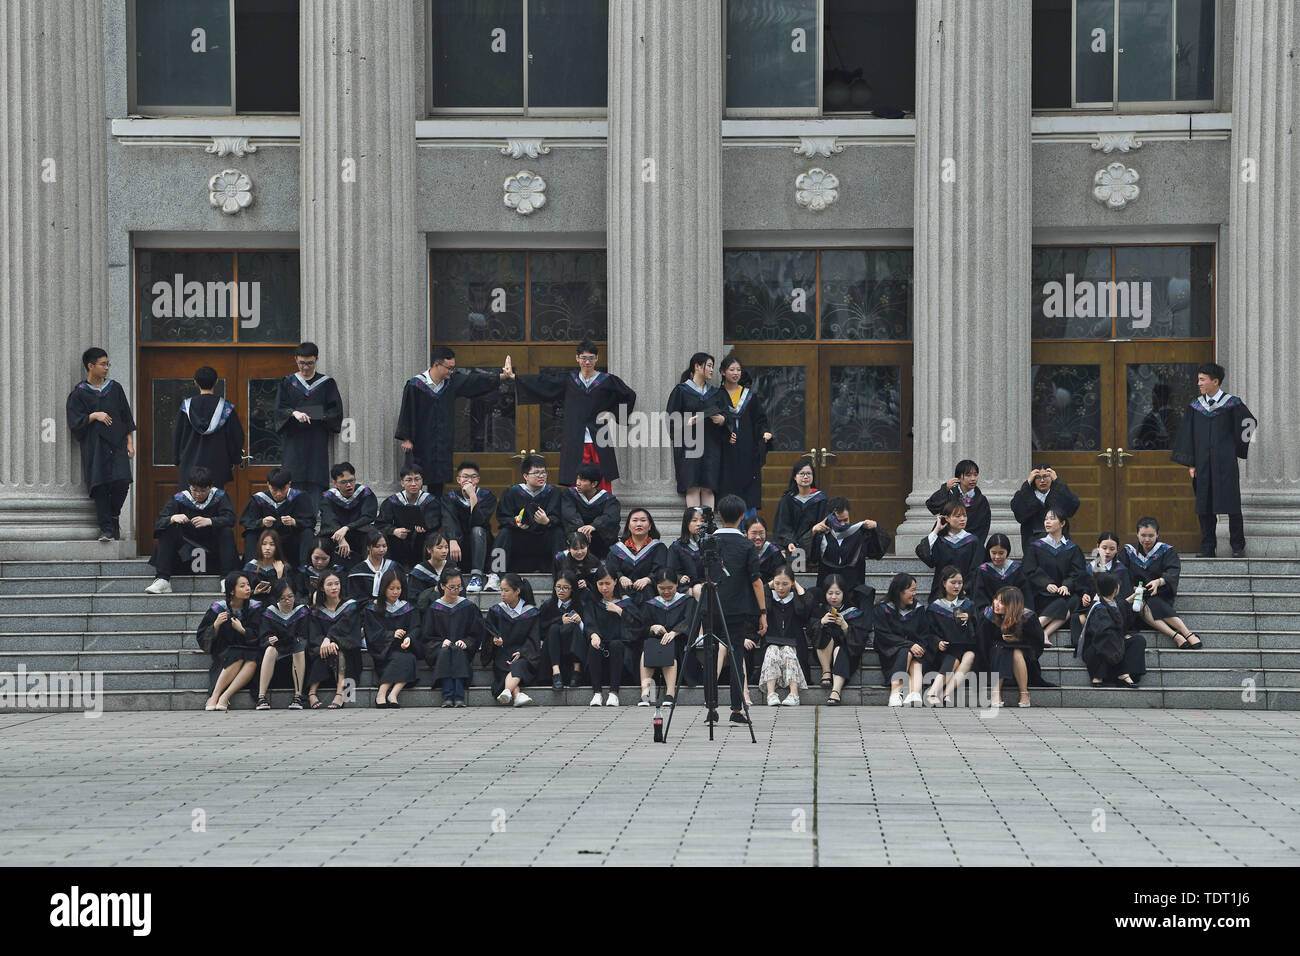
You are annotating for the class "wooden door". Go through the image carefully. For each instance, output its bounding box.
[441,345,522,495]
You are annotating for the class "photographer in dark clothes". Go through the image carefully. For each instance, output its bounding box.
[706,495,768,725]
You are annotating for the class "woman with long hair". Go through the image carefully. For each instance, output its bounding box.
[605,507,668,602]
[980,586,1045,708]
[715,355,772,518]
[873,572,933,707]
[306,570,360,709]
[772,461,828,561]
[666,352,726,506]
[200,570,262,711]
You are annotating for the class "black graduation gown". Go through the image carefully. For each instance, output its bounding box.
[605,539,669,602]
[241,559,294,600]
[346,558,401,606]
[273,373,343,491]
[497,484,563,536]
[914,530,982,601]
[873,602,932,684]
[408,560,450,610]
[173,394,245,488]
[925,484,992,548]
[1068,561,1135,648]
[755,541,786,583]
[1010,480,1081,554]
[971,559,1034,617]
[256,603,310,656]
[717,385,771,508]
[394,370,503,485]
[538,595,586,671]
[306,598,362,686]
[1119,541,1182,620]
[1171,393,1254,515]
[422,597,484,684]
[762,591,812,682]
[640,591,696,669]
[773,490,829,554]
[980,607,1045,677]
[66,379,135,492]
[483,602,542,691]
[553,549,602,596]
[582,594,639,684]
[666,540,703,590]
[363,600,422,686]
[514,370,637,484]
[441,487,496,542]
[666,381,726,493]
[376,490,442,567]
[318,485,379,553]
[1077,599,1147,682]
[814,522,891,592]
[559,487,621,557]
[239,488,317,563]
[296,562,345,602]
[926,598,979,672]
[150,489,239,575]
[808,603,873,681]
[1022,536,1087,620]
[196,599,263,670]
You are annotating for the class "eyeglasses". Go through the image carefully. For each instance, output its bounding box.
[577,355,597,363]
[526,469,547,476]
[444,581,463,590]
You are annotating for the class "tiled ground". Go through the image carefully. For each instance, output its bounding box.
[1,706,1297,866]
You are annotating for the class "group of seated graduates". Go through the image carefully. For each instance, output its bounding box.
[169,455,1197,711]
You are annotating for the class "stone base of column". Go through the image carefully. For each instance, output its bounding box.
[895,483,1024,558]
[611,481,686,533]
[1236,489,1300,557]
[0,495,137,559]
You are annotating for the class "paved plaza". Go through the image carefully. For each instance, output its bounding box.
[1,707,1297,866]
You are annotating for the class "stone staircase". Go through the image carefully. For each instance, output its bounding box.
[1,556,1297,711]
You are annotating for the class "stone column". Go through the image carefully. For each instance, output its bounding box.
[1226,1,1300,556]
[895,0,1033,554]
[300,0,423,493]
[606,0,724,515]
[0,0,109,553]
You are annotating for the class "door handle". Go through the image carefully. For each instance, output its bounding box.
[1116,447,1133,467]
[801,448,817,461]
[819,447,837,467]
[239,450,253,469]
[1097,447,1114,467]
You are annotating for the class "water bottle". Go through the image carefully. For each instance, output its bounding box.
[1131,586,1144,613]
[653,706,664,742]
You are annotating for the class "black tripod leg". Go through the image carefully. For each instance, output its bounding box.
[712,604,757,744]
[661,596,704,743]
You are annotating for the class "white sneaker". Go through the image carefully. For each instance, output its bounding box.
[766,693,781,706]
[605,693,620,707]
[782,695,801,706]
[484,573,501,592]
[589,693,603,707]
[496,689,513,705]
[144,578,172,595]
[903,692,923,707]
[638,695,651,707]
[888,692,904,707]
[513,692,533,707]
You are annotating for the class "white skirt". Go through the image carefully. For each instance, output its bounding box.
[759,645,808,689]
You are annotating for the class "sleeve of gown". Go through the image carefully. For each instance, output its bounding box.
[514,373,565,405]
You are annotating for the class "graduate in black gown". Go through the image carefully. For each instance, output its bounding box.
[1022,508,1087,649]
[297,537,345,602]
[605,508,668,604]
[1170,362,1255,556]
[407,532,452,610]
[809,574,875,706]
[971,533,1033,618]
[346,531,401,605]
[873,573,933,707]
[716,356,772,517]
[67,348,135,541]
[240,468,317,565]
[253,580,309,710]
[582,563,638,707]
[273,343,343,502]
[394,347,512,497]
[146,468,239,594]
[559,463,621,559]
[422,566,484,707]
[553,533,602,600]
[306,570,361,709]
[199,571,262,710]
[745,516,789,584]
[1121,517,1202,648]
[364,570,421,707]
[810,496,891,594]
[666,508,705,595]
[1076,570,1146,688]
[506,339,637,487]
[242,528,295,600]
[441,460,496,592]
[539,571,587,690]
[376,465,442,569]
[758,565,811,706]
[980,587,1046,708]
[925,459,991,553]
[772,462,829,563]
[666,352,727,506]
[172,365,245,493]
[318,462,378,563]
[483,573,542,707]
[925,566,978,706]
[639,570,695,708]
[915,502,982,601]
[496,455,564,573]
[1011,464,1081,555]
[1070,533,1135,649]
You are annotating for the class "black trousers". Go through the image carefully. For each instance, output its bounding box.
[705,614,752,711]
[543,622,584,675]
[452,526,491,575]
[151,525,237,579]
[587,639,626,694]
[1199,512,1245,554]
[496,526,562,574]
[91,480,131,536]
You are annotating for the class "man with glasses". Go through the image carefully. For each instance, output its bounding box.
[496,455,563,573]
[318,462,378,563]
[377,464,442,569]
[395,346,512,499]
[442,460,498,593]
[274,341,344,504]
[505,339,635,490]
[67,347,135,542]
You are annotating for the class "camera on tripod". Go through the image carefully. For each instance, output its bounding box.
[693,505,720,554]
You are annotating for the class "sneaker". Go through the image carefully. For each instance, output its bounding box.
[729,711,750,725]
[453,699,467,708]
[766,693,781,706]
[605,693,620,707]
[440,698,455,708]
[144,578,172,595]
[552,675,564,691]
[466,573,485,593]
[496,689,513,705]
[903,692,922,707]
[484,573,501,592]
[589,693,603,707]
[782,695,801,706]
[662,695,675,709]
[513,692,533,707]
[567,672,582,688]
[255,696,271,710]
[888,692,904,707]
[288,694,304,710]
[638,694,651,707]
[97,532,113,543]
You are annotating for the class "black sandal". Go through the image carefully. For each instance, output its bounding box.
[826,691,842,706]
[327,695,345,709]
[309,694,324,709]
[820,674,833,690]
[1183,633,1203,649]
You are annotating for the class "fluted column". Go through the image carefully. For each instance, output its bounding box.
[1226,1,1300,555]
[607,0,723,512]
[895,0,1033,553]
[0,0,108,549]
[300,0,422,492]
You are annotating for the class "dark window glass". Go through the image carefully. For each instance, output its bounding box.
[1075,0,1115,104]
[1126,363,1200,451]
[1031,0,1072,109]
[236,251,301,344]
[820,249,912,340]
[1031,364,1102,451]
[134,0,232,109]
[455,367,516,453]
[138,251,238,343]
[234,0,299,112]
[1174,0,1215,101]
[153,378,227,466]
[1114,246,1214,339]
[828,365,902,452]
[822,0,915,114]
[1031,247,1112,340]
[431,251,526,342]
[430,0,524,108]
[246,378,282,465]
[724,250,817,340]
[529,252,608,341]
[726,0,817,109]
[1118,0,1173,102]
[747,366,806,452]
[528,0,607,108]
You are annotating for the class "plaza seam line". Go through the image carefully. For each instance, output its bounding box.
[812,706,820,868]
